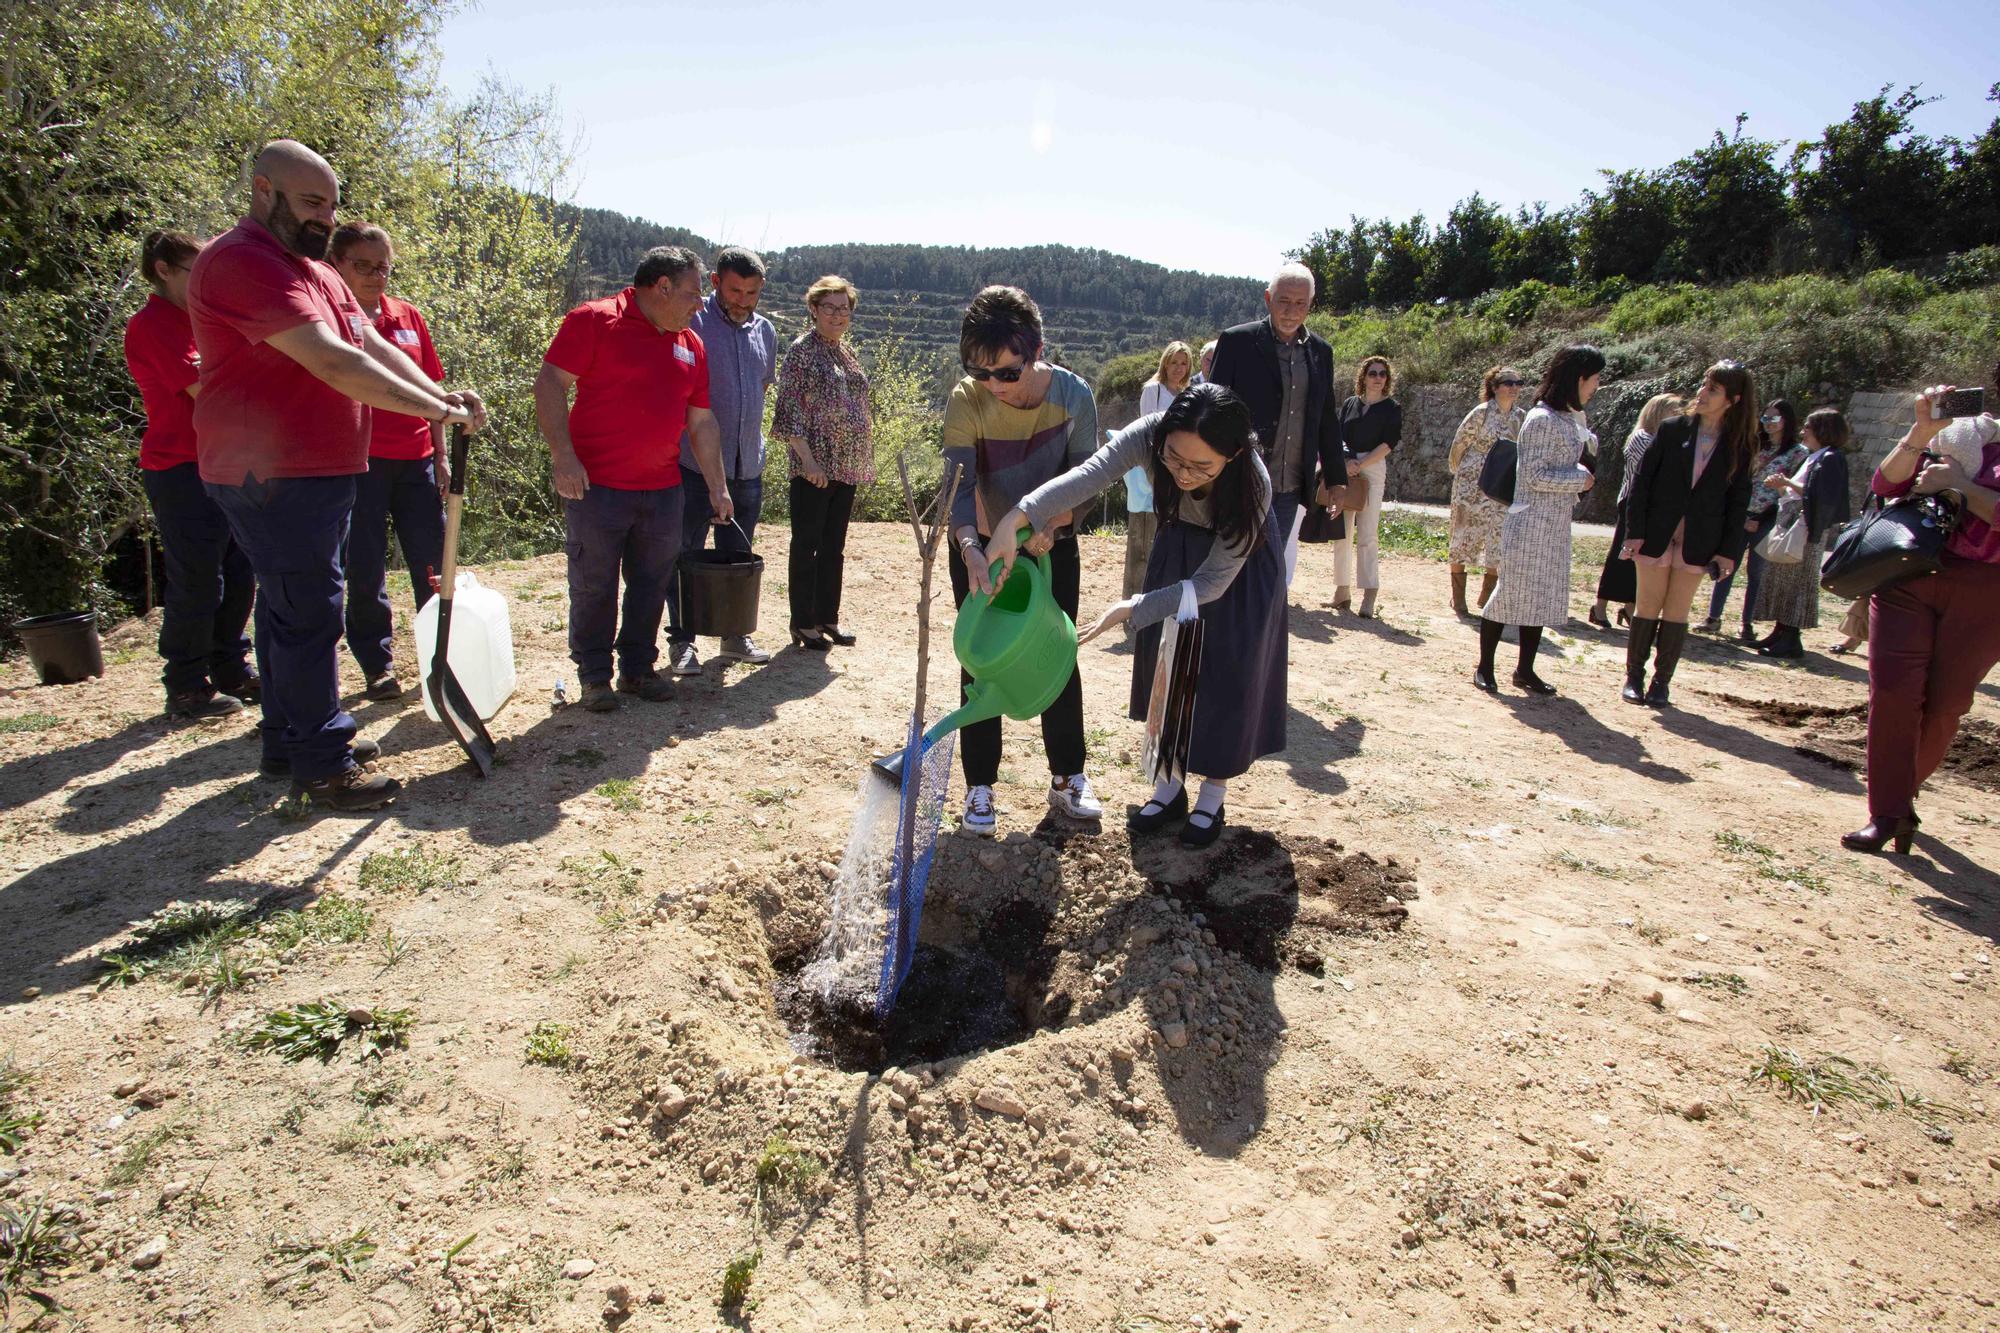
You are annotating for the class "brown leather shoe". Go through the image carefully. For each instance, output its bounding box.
[616,671,673,702]
[291,766,400,812]
[581,682,620,713]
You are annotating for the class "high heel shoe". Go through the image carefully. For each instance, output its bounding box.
[789,628,831,652]
[1587,605,1612,629]
[1616,607,1630,627]
[1842,814,1918,855]
[818,624,857,646]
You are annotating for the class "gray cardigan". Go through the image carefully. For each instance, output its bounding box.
[1018,414,1271,631]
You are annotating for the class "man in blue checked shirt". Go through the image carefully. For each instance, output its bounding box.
[667,245,779,673]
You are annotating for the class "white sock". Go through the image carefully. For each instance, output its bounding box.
[1192,778,1227,820]
[1283,506,1306,587]
[1147,776,1184,810]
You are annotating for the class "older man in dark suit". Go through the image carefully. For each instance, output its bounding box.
[1206,262,1346,584]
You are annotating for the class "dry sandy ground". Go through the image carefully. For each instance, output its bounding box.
[2,524,1998,1333]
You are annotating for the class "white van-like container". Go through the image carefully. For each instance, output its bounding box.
[414,572,516,723]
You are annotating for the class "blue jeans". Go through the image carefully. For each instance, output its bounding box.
[343,455,445,679]
[206,473,359,781]
[142,463,254,696]
[564,484,683,684]
[668,474,761,645]
[1708,508,1774,630]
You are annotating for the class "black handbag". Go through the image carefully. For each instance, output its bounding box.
[1819,491,1961,599]
[1478,439,1518,505]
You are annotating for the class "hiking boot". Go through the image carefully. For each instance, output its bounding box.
[717,635,771,665]
[291,766,401,812]
[961,784,997,837]
[216,671,261,704]
[616,670,673,702]
[365,672,403,702]
[1048,773,1103,820]
[166,688,243,721]
[260,737,380,778]
[580,682,619,713]
[668,641,702,676]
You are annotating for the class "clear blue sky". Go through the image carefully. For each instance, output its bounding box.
[437,0,2000,280]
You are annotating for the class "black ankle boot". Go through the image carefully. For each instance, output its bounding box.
[1645,620,1689,706]
[1623,617,1660,703]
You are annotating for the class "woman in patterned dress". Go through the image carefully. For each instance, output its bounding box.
[1473,345,1604,695]
[770,275,874,650]
[1750,407,1852,658]
[1445,365,1526,616]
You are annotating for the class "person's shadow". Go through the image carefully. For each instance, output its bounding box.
[1901,833,2000,945]
[1652,707,1862,794]
[1289,607,1424,648]
[1491,693,1691,783]
[1279,704,1363,796]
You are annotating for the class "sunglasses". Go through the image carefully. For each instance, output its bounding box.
[1495,377,1524,388]
[963,361,1027,383]
[1364,366,1389,377]
[1759,413,1782,425]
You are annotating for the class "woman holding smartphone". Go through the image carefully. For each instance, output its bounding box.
[1619,361,1759,706]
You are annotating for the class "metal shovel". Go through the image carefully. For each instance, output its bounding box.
[426,425,496,777]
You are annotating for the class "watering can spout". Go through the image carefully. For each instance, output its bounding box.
[869,687,1008,786]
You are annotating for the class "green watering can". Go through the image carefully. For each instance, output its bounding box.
[872,532,1078,784]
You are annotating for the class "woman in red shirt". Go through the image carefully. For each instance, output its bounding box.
[328,222,448,701]
[1847,373,2000,853]
[125,229,257,720]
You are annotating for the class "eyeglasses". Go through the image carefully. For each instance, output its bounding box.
[347,261,393,278]
[1160,447,1221,481]
[814,302,852,316]
[963,361,1027,384]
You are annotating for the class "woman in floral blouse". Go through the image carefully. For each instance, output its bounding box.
[771,275,874,650]
[1445,365,1526,616]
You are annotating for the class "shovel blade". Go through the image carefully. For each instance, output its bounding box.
[426,614,496,778]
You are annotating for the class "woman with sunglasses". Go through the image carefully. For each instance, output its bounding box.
[1699,399,1802,638]
[1619,361,1759,706]
[1446,366,1526,616]
[1473,345,1602,694]
[940,285,1103,837]
[328,221,448,702]
[1748,407,1851,659]
[1330,356,1401,616]
[983,383,1282,849]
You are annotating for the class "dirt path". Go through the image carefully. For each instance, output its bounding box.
[2,525,1997,1332]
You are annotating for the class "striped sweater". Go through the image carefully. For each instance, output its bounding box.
[942,367,1099,536]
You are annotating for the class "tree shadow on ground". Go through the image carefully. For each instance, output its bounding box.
[1487,693,1691,784]
[1900,832,2000,946]
[0,713,217,812]
[388,649,836,846]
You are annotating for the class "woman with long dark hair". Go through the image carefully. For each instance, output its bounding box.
[1700,398,1802,637]
[1620,361,1759,706]
[1749,407,1851,658]
[1473,345,1603,695]
[1590,391,1684,627]
[985,383,1284,849]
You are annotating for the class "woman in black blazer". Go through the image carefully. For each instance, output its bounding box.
[1619,360,1760,706]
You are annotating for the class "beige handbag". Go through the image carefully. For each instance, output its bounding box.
[1338,469,1372,514]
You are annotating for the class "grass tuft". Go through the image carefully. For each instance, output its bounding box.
[1,1195,78,1320]
[355,846,461,895]
[107,1118,192,1187]
[1712,830,1830,893]
[265,1227,376,1289]
[245,1000,412,1063]
[0,714,60,735]
[593,777,640,811]
[721,1247,761,1311]
[1750,1044,1964,1131]
[1557,1199,1705,1300]
[0,1057,38,1155]
[523,1022,573,1069]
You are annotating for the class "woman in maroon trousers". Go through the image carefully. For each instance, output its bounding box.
[1847,372,2000,854]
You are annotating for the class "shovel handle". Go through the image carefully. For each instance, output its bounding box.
[439,426,469,591]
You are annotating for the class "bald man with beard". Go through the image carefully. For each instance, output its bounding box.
[188,139,488,812]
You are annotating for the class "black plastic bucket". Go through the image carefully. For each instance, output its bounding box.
[676,550,763,638]
[12,611,104,685]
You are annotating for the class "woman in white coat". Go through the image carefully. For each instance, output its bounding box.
[1472,345,1605,695]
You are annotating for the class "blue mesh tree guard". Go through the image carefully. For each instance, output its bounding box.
[874,707,955,1017]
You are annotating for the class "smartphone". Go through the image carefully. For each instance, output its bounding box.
[1935,386,1985,418]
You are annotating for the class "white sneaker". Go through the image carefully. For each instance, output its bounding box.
[716,635,771,665]
[668,641,702,676]
[961,784,997,837]
[1049,773,1103,820]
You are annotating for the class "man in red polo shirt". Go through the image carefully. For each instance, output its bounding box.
[535,245,733,713]
[126,228,258,721]
[189,139,486,812]
[328,220,448,702]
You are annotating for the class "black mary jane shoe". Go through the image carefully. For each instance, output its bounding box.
[1127,788,1188,834]
[1511,671,1557,696]
[1841,814,1919,855]
[790,628,832,652]
[1179,803,1226,848]
[1473,666,1499,694]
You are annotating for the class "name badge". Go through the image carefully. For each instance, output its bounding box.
[673,343,696,367]
[394,328,420,347]
[346,314,368,342]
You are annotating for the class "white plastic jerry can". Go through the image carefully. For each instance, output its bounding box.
[414,572,517,723]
